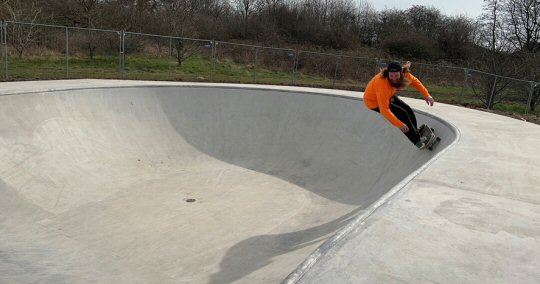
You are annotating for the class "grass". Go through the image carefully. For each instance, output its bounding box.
[5,53,539,118]
[8,55,121,80]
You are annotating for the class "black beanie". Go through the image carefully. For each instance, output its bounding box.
[387,61,402,72]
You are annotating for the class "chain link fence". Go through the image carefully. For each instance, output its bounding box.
[1,20,539,115]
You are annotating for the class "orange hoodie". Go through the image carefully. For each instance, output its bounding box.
[363,72,429,127]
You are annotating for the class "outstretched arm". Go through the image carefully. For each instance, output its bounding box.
[405,73,435,106]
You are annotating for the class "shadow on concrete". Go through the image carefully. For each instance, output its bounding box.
[155,87,446,282]
[207,207,363,284]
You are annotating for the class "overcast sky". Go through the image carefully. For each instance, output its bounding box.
[366,0,486,19]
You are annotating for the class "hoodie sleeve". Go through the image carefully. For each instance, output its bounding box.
[405,72,430,98]
[376,81,404,128]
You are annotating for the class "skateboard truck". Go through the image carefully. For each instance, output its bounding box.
[419,124,441,151]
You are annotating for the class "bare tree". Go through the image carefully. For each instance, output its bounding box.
[325,0,357,48]
[260,0,284,20]
[477,0,515,72]
[406,5,442,40]
[355,1,378,46]
[44,0,109,59]
[232,0,259,37]
[504,0,540,52]
[472,0,516,109]
[49,0,106,28]
[156,0,206,66]
[1,0,42,58]
[158,0,199,36]
[194,0,231,39]
[498,0,540,110]
[479,0,510,52]
[438,16,476,62]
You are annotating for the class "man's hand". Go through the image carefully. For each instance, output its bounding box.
[399,124,409,133]
[425,95,435,106]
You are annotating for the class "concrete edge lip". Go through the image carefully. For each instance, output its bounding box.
[0,79,358,97]
[281,109,461,284]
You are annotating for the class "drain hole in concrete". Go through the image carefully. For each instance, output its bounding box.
[185,198,196,203]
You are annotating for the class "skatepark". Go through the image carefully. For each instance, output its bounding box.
[1,80,539,283]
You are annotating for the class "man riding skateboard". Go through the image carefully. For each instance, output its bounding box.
[364,61,435,149]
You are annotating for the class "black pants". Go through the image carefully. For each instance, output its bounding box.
[372,96,420,144]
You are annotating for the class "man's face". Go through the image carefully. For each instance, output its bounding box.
[388,71,401,83]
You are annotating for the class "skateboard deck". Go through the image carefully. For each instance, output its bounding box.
[419,124,441,151]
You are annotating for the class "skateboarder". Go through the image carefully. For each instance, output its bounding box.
[364,61,435,149]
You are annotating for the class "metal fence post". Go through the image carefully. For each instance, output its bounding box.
[417,63,424,79]
[460,68,469,105]
[252,47,258,83]
[118,31,122,79]
[65,27,69,78]
[4,21,8,81]
[1,21,8,81]
[0,20,4,81]
[168,37,172,75]
[526,81,535,114]
[292,50,299,85]
[118,30,125,79]
[122,31,126,79]
[333,55,340,88]
[488,76,498,109]
[211,40,216,81]
[374,58,380,74]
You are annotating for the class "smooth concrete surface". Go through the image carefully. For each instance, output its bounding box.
[0,80,455,283]
[295,92,540,283]
[1,80,538,284]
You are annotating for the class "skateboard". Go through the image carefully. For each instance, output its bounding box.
[419,124,441,151]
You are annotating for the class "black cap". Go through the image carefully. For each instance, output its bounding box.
[387,61,402,72]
